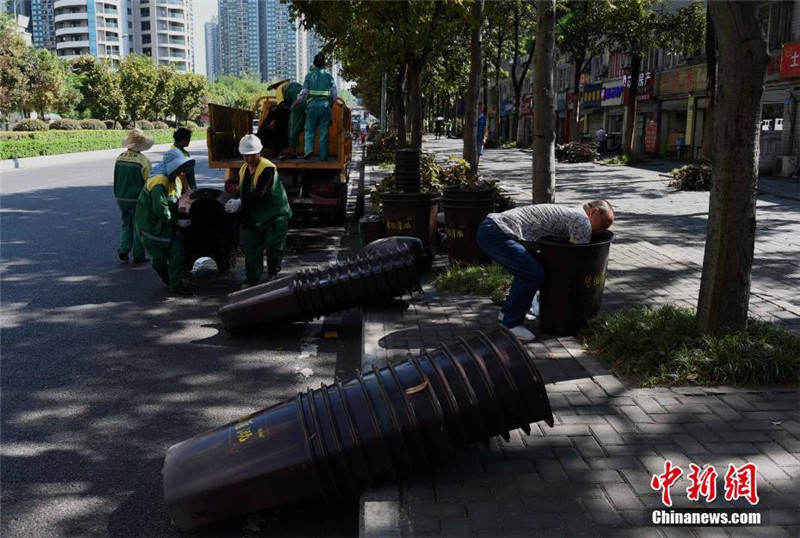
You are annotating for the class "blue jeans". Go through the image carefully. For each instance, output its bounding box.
[477,219,545,328]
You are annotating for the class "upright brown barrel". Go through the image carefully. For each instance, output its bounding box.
[394,148,421,193]
[380,191,440,257]
[441,184,494,265]
[162,326,553,530]
[535,231,614,335]
[358,214,386,247]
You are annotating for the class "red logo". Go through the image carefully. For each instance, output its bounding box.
[651,460,683,507]
[723,463,760,505]
[686,463,718,502]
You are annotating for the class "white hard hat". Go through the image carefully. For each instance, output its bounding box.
[238,134,263,156]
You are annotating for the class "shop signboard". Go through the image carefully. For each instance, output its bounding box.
[581,83,602,109]
[521,95,534,115]
[623,70,655,102]
[780,41,800,78]
[601,77,624,107]
[645,122,658,153]
[657,64,707,96]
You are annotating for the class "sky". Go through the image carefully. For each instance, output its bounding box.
[192,0,218,77]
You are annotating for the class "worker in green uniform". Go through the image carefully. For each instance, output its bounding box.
[293,53,338,161]
[282,81,305,158]
[135,148,195,296]
[114,128,153,262]
[171,127,196,190]
[224,134,292,289]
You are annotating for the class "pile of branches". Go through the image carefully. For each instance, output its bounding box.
[364,132,398,165]
[555,142,598,163]
[668,164,712,191]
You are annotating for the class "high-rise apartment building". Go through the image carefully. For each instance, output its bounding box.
[52,0,124,67]
[30,0,55,51]
[261,0,295,82]
[133,0,194,73]
[218,0,260,78]
[205,16,219,82]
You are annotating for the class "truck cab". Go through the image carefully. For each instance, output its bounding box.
[206,97,352,224]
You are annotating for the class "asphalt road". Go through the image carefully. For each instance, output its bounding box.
[1,142,362,536]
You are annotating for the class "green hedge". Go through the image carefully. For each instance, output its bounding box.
[0,129,206,160]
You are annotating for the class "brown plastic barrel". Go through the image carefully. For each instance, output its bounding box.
[441,184,494,265]
[380,191,440,256]
[162,326,554,530]
[358,215,386,246]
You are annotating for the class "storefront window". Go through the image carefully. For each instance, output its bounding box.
[761,103,784,131]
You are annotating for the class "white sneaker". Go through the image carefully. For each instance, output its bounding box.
[529,295,540,318]
[508,325,537,342]
[498,311,536,322]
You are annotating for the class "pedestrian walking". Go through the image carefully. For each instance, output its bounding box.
[135,148,195,295]
[171,127,196,190]
[477,200,615,341]
[114,128,153,263]
[292,53,338,161]
[477,105,487,165]
[224,134,292,289]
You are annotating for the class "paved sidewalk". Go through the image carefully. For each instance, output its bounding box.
[360,139,800,536]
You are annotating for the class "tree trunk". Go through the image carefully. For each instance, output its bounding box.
[463,0,484,177]
[699,7,716,163]
[404,65,412,137]
[532,0,556,203]
[494,23,505,141]
[393,66,406,147]
[622,53,641,156]
[408,58,424,149]
[571,58,584,142]
[696,2,767,336]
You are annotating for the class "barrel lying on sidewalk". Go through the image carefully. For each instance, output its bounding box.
[162,326,554,531]
[218,243,421,333]
[534,230,614,336]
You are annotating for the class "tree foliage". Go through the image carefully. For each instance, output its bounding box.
[118,54,158,123]
[71,56,125,124]
[171,73,207,124]
[207,74,273,110]
[25,47,69,118]
[0,13,29,115]
[148,66,175,121]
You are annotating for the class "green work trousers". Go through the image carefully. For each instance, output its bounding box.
[245,219,288,286]
[118,202,146,260]
[289,103,306,148]
[304,106,331,160]
[142,234,185,291]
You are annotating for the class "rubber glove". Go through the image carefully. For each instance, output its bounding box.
[225,198,242,213]
[176,218,192,228]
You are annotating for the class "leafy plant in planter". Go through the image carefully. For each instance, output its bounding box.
[364,132,398,165]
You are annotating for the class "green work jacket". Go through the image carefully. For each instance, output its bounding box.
[302,68,336,109]
[237,158,292,229]
[114,150,151,207]
[135,173,183,244]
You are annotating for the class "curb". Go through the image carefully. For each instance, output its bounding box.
[0,139,207,173]
[358,157,404,538]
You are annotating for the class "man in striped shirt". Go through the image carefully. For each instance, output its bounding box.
[477,200,615,341]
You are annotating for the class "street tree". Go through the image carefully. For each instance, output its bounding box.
[604,0,704,156]
[70,56,125,123]
[148,66,175,121]
[25,47,67,118]
[119,54,158,124]
[555,0,608,142]
[484,2,513,141]
[696,2,767,336]
[463,0,485,176]
[0,13,29,116]
[507,0,536,144]
[171,73,207,126]
[531,0,556,203]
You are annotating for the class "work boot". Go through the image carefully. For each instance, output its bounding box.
[303,151,313,160]
[507,325,536,342]
[498,311,536,323]
[118,251,129,262]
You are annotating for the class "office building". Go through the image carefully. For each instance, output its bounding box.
[205,16,219,82]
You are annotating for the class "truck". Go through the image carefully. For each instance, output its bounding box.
[206,95,352,224]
